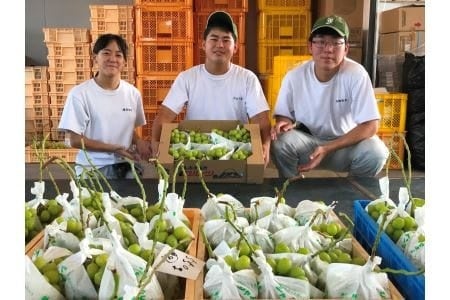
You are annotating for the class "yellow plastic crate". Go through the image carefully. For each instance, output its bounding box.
[377,131,406,170]
[257,0,311,11]
[258,10,311,41]
[376,92,408,132]
[269,55,311,107]
[257,41,309,74]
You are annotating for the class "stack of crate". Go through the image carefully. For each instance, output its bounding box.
[25,66,50,144]
[89,5,136,85]
[43,28,92,142]
[134,0,194,139]
[193,0,248,67]
[256,0,311,123]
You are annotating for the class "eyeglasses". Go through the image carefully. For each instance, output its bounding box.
[311,40,345,50]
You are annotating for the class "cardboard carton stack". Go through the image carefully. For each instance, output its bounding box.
[377,5,425,92]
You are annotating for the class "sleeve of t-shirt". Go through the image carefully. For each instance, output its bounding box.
[58,89,88,135]
[134,89,146,128]
[245,72,270,118]
[161,72,189,114]
[273,71,296,120]
[350,69,381,124]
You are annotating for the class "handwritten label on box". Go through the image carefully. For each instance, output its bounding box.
[153,246,204,280]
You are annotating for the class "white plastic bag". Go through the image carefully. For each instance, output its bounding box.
[204,257,258,300]
[272,225,326,254]
[203,217,249,248]
[255,206,298,234]
[249,196,295,221]
[25,255,66,300]
[397,207,425,269]
[253,253,324,299]
[325,256,391,299]
[201,193,245,220]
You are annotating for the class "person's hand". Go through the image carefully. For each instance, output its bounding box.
[150,141,160,158]
[262,142,270,168]
[135,139,152,161]
[298,145,328,173]
[271,121,295,140]
[114,146,136,161]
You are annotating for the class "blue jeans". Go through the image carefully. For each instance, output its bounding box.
[270,130,389,178]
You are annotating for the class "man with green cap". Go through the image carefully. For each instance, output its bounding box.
[270,15,388,178]
[150,11,271,166]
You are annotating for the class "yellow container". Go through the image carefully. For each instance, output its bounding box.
[377,130,406,170]
[376,92,408,132]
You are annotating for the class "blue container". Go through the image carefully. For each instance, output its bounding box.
[353,200,425,300]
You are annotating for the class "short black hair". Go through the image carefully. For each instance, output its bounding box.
[92,34,128,60]
[309,27,347,43]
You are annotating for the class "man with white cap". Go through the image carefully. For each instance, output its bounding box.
[150,11,271,166]
[270,15,388,178]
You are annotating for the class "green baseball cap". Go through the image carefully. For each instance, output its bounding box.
[205,11,238,41]
[311,15,349,39]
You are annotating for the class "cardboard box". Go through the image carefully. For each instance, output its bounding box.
[379,31,425,55]
[379,5,425,34]
[347,46,363,63]
[317,0,370,45]
[158,120,265,184]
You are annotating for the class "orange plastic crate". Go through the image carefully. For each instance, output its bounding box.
[25,146,78,163]
[47,56,92,71]
[25,66,49,83]
[141,108,186,139]
[49,93,68,106]
[257,0,311,11]
[377,131,406,170]
[193,42,245,67]
[26,81,49,95]
[135,7,194,42]
[48,80,77,94]
[137,75,177,109]
[90,30,135,45]
[50,129,67,142]
[257,40,309,75]
[89,5,134,33]
[136,41,194,74]
[46,43,91,58]
[258,10,311,41]
[43,28,91,43]
[48,68,92,82]
[376,93,408,132]
[25,106,52,120]
[25,93,50,107]
[194,11,246,45]
[194,0,248,12]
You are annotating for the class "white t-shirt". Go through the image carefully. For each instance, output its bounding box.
[58,78,146,167]
[162,64,269,123]
[274,57,380,140]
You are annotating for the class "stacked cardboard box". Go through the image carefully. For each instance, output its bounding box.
[377,5,425,92]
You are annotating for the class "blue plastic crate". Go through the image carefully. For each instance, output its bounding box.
[353,200,425,300]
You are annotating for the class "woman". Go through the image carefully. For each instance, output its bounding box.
[58,34,150,179]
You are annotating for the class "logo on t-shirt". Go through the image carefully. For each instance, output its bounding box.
[335,98,348,103]
[122,107,133,112]
[233,96,243,101]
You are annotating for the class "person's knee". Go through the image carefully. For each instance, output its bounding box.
[350,138,389,177]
